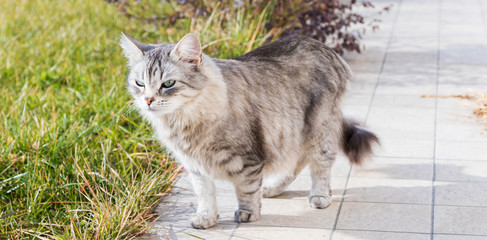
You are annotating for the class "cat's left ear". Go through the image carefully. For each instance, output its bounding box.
[120,32,153,68]
[170,33,202,65]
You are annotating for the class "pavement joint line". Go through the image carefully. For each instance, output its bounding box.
[335,228,431,235]
[228,223,240,240]
[233,224,333,230]
[329,164,353,240]
[432,232,487,237]
[363,0,403,127]
[337,228,487,237]
[430,0,442,239]
[373,155,435,160]
[331,1,403,239]
[348,177,487,184]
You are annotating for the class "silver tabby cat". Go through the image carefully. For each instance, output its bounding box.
[120,33,379,229]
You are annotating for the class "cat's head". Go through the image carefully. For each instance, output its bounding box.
[120,33,222,118]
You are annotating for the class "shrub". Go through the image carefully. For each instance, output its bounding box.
[110,0,391,55]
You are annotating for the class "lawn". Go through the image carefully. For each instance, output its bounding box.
[0,0,272,238]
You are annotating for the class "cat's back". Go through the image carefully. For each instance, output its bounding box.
[233,36,334,62]
[217,35,351,97]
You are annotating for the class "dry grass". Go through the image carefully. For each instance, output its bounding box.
[1,0,280,238]
[421,93,487,125]
[473,93,487,125]
[0,0,181,238]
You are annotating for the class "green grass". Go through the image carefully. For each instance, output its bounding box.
[0,0,274,239]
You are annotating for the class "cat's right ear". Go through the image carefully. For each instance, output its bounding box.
[120,32,152,68]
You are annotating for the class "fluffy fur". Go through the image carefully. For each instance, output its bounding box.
[120,32,379,229]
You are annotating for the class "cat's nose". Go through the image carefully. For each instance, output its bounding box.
[145,97,155,106]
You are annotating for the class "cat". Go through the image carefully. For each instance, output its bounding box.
[120,32,379,229]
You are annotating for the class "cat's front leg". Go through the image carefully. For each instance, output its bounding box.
[189,172,218,229]
[233,164,264,223]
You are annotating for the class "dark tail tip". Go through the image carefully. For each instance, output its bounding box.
[341,119,379,165]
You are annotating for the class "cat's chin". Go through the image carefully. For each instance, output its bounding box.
[143,108,162,114]
[141,107,171,117]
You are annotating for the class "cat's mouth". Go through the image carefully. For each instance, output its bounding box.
[146,106,157,111]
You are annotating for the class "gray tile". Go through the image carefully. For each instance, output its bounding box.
[371,94,436,109]
[434,206,487,235]
[388,37,439,52]
[342,93,373,108]
[374,138,435,159]
[434,234,487,240]
[435,140,487,161]
[435,181,487,207]
[366,107,436,141]
[347,81,379,95]
[374,73,438,96]
[332,156,353,177]
[342,105,369,124]
[346,177,432,204]
[435,101,487,142]
[232,226,331,240]
[336,202,431,233]
[352,157,433,180]
[334,230,430,240]
[147,222,236,240]
[437,66,487,96]
[436,160,487,182]
[383,52,438,72]
[436,121,487,142]
[437,97,473,111]
[438,65,487,80]
[437,81,487,96]
[439,44,487,66]
[247,198,340,229]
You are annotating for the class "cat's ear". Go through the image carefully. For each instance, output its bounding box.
[120,32,152,67]
[170,33,202,65]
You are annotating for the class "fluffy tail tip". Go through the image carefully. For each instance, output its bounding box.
[341,120,380,165]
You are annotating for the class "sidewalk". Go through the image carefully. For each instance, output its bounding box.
[146,0,487,239]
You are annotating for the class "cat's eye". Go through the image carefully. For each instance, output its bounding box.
[135,80,145,87]
[162,80,176,88]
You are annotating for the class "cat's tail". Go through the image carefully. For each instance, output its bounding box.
[340,118,379,165]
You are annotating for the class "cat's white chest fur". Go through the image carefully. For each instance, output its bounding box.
[149,116,228,178]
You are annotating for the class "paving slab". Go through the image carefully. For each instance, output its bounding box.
[336,202,432,233]
[435,160,487,182]
[351,157,433,180]
[333,230,430,240]
[232,226,331,240]
[434,206,487,235]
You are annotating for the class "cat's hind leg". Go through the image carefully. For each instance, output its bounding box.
[307,144,337,209]
[189,172,218,229]
[262,174,295,198]
[262,158,307,198]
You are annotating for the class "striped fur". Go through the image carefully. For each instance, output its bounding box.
[120,33,379,229]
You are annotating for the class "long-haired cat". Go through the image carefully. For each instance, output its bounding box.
[120,33,379,229]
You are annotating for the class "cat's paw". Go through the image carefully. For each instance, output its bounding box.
[234,209,260,223]
[308,194,332,209]
[190,213,217,229]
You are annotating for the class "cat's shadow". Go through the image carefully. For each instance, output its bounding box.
[271,190,309,199]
